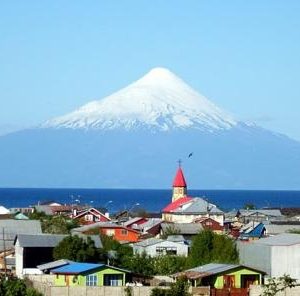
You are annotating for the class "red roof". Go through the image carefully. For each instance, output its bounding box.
[162,196,193,213]
[172,167,187,187]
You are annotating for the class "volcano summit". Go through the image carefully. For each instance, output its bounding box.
[1,68,300,189]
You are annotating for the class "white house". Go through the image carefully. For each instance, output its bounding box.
[132,237,189,257]
[238,233,300,279]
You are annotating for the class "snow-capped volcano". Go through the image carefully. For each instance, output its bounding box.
[43,67,237,131]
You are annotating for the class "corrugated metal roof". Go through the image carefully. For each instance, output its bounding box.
[0,219,42,251]
[265,224,300,235]
[133,238,163,247]
[51,262,104,274]
[161,223,203,234]
[239,209,282,217]
[253,233,300,246]
[37,259,73,271]
[15,234,67,247]
[188,263,239,274]
[182,198,223,214]
[167,235,185,242]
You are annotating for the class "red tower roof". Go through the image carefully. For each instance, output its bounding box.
[172,167,187,187]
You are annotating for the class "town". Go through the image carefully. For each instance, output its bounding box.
[0,166,299,296]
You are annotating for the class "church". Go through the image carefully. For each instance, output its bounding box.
[162,165,224,225]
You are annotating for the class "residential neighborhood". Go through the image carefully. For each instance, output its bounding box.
[0,166,300,295]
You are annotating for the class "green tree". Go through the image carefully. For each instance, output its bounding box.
[243,203,256,210]
[29,209,78,234]
[151,277,191,296]
[160,225,180,239]
[153,256,187,275]
[261,274,298,296]
[123,252,155,276]
[0,275,42,296]
[53,235,99,262]
[187,230,239,268]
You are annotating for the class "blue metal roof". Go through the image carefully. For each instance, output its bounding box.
[51,263,105,274]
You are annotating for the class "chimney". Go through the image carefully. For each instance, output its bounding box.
[105,212,110,219]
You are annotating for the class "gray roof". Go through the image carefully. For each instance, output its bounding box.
[161,223,203,235]
[265,224,300,235]
[71,222,119,233]
[37,259,73,271]
[239,209,283,217]
[173,198,223,214]
[188,263,239,274]
[167,235,186,242]
[0,219,42,251]
[252,233,300,246]
[133,238,163,247]
[15,234,67,247]
[124,217,144,227]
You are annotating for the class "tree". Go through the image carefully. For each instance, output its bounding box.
[243,203,256,210]
[151,277,191,296]
[0,275,42,296]
[29,209,79,234]
[261,274,298,296]
[187,230,239,268]
[160,225,180,239]
[153,256,187,275]
[53,235,99,262]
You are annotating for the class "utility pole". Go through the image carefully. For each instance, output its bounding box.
[2,228,7,278]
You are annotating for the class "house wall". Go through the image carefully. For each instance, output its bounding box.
[133,240,188,257]
[214,268,262,289]
[162,213,224,225]
[100,228,139,242]
[238,241,271,276]
[271,245,300,279]
[15,242,23,278]
[54,267,126,286]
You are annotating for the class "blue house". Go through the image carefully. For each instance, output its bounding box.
[239,222,266,240]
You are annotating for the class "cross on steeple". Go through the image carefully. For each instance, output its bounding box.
[177,159,182,167]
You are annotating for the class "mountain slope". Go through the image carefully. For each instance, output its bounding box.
[1,67,300,189]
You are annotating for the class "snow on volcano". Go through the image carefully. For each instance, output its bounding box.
[43,67,237,132]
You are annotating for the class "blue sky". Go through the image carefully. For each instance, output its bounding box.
[1,1,300,140]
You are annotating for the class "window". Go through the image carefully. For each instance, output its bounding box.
[106,229,115,236]
[86,274,98,286]
[121,229,128,236]
[156,246,177,255]
[85,214,94,221]
[104,274,123,286]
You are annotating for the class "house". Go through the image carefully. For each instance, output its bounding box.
[264,220,300,236]
[51,262,130,286]
[194,217,224,234]
[238,233,300,279]
[72,207,111,225]
[72,222,140,243]
[14,234,67,277]
[14,233,102,278]
[162,166,224,224]
[173,263,265,290]
[132,237,189,257]
[239,222,266,240]
[237,209,283,224]
[123,217,148,229]
[0,219,42,263]
[126,218,162,237]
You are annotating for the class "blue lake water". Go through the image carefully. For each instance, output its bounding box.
[0,188,300,212]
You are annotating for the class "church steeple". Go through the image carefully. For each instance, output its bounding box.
[172,162,187,202]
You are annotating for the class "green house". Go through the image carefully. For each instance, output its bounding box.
[174,263,265,289]
[51,262,129,287]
